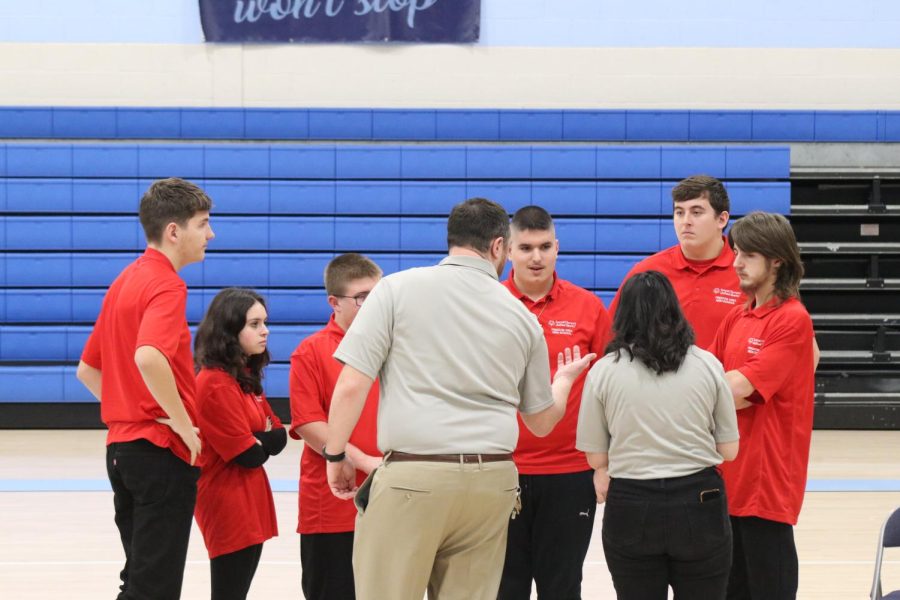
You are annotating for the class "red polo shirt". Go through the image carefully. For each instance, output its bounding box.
[289,315,381,534]
[609,238,744,348]
[710,297,815,526]
[81,247,199,465]
[503,272,611,475]
[194,368,281,558]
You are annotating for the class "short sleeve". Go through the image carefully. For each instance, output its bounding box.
[706,355,739,443]
[197,380,258,463]
[288,342,328,439]
[333,279,393,380]
[136,284,188,360]
[575,362,611,453]
[517,328,553,414]
[81,329,102,369]
[738,312,813,403]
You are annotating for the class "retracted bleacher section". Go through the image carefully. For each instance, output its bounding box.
[791,176,900,428]
[0,112,791,427]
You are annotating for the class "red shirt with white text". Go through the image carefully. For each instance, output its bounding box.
[709,297,815,525]
[503,272,611,474]
[609,239,744,348]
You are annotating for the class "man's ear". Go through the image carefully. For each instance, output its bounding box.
[162,221,179,244]
[717,211,730,231]
[492,236,506,257]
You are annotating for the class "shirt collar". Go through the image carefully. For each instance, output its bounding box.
[505,269,560,303]
[439,255,500,281]
[745,295,790,318]
[324,314,346,340]
[143,247,176,274]
[672,236,734,273]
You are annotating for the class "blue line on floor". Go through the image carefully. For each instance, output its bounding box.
[3,478,900,493]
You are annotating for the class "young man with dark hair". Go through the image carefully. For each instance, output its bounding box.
[498,205,611,600]
[76,177,214,599]
[323,198,594,600]
[289,253,383,600]
[609,174,744,348]
[709,212,815,600]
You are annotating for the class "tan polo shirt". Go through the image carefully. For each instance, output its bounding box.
[576,345,739,479]
[334,255,554,454]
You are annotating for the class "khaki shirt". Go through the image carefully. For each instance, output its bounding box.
[334,255,553,454]
[576,346,739,479]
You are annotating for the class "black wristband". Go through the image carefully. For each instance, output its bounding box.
[322,445,346,463]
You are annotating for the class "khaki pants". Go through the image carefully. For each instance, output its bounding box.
[352,459,519,600]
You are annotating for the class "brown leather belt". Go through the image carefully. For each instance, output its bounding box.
[387,451,513,464]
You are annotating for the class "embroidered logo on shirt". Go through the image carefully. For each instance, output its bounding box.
[713,287,741,305]
[747,337,764,355]
[547,319,576,336]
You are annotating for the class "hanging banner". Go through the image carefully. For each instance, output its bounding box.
[199,0,481,43]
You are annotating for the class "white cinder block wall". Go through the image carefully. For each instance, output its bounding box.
[0,0,899,109]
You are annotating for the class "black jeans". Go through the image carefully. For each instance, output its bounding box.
[300,531,356,600]
[602,467,732,600]
[498,470,596,600]
[726,516,798,600]
[211,543,264,600]
[106,439,199,600]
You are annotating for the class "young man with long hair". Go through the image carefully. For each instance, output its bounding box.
[710,212,816,600]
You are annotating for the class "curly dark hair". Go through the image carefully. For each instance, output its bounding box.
[194,288,270,395]
[607,271,695,375]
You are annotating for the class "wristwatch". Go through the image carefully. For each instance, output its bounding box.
[322,445,346,463]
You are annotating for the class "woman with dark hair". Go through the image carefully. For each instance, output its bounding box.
[193,287,286,600]
[576,271,739,600]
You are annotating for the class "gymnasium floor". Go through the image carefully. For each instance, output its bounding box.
[1,429,898,599]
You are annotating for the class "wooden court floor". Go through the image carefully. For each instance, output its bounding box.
[1,429,899,599]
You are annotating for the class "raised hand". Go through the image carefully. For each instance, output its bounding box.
[554,345,597,384]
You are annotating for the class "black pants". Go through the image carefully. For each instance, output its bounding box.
[300,531,355,600]
[106,439,200,600]
[498,470,596,600]
[726,516,798,600]
[210,543,263,600]
[601,467,732,600]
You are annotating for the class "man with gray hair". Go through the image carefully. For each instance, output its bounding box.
[323,197,594,600]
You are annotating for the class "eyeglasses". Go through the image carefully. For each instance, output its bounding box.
[335,292,370,307]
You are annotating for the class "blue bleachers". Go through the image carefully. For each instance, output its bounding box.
[0,107,896,142]
[0,138,789,404]
[0,143,790,180]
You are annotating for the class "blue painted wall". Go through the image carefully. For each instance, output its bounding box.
[0,0,898,47]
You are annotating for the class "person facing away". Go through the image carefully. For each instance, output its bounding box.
[609,174,744,348]
[76,177,214,599]
[193,288,287,600]
[323,197,595,600]
[498,205,611,600]
[709,212,816,600]
[289,253,383,600]
[577,270,739,600]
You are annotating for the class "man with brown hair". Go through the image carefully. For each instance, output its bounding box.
[323,198,594,600]
[289,253,383,600]
[76,177,214,599]
[709,212,815,600]
[609,174,744,347]
[498,205,611,600]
